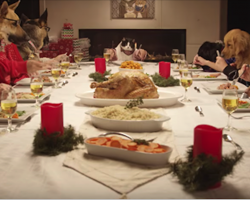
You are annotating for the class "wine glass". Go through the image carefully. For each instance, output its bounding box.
[222,89,239,131]
[180,71,193,102]
[172,49,179,63]
[30,75,43,107]
[51,63,62,89]
[73,51,83,69]
[103,48,111,65]
[0,87,17,133]
[61,56,70,79]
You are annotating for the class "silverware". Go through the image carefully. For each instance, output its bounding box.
[73,72,78,76]
[61,80,68,86]
[216,50,220,57]
[195,106,204,116]
[240,92,248,99]
[223,134,243,151]
[231,115,250,119]
[99,132,156,142]
[232,65,248,85]
[194,86,200,93]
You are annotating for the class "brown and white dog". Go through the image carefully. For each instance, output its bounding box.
[17,9,49,60]
[0,1,29,45]
[222,29,250,69]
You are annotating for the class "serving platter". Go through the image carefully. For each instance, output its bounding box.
[76,90,182,108]
[202,81,247,94]
[86,110,170,132]
[0,106,38,123]
[192,72,227,81]
[16,78,57,86]
[85,137,173,165]
[217,99,250,112]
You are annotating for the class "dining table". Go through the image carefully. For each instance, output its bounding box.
[0,62,250,199]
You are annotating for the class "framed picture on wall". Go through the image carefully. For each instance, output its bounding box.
[111,0,155,19]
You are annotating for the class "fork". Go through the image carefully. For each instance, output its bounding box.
[14,116,32,130]
[231,115,250,120]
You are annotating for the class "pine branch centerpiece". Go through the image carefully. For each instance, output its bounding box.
[151,73,180,87]
[89,70,112,82]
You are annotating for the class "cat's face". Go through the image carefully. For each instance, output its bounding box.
[121,38,135,51]
[126,3,135,12]
[135,0,146,7]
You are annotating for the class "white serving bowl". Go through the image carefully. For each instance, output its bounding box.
[118,67,144,72]
[85,110,170,132]
[85,137,173,165]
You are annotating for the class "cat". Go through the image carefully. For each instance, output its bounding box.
[119,0,136,18]
[134,0,148,18]
[115,37,135,61]
[124,3,136,18]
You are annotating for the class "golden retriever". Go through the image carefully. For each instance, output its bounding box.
[222,29,250,69]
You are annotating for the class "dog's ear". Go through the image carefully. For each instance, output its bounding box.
[9,0,20,10]
[0,1,8,16]
[21,14,29,23]
[234,32,249,56]
[39,9,48,25]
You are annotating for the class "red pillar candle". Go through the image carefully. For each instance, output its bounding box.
[159,62,171,79]
[193,124,223,189]
[95,58,106,74]
[41,103,64,135]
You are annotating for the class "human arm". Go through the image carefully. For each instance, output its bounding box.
[133,49,147,61]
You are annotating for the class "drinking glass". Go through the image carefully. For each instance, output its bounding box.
[0,87,17,132]
[61,56,70,79]
[222,89,239,131]
[172,49,179,63]
[103,48,111,65]
[51,63,62,89]
[30,75,43,107]
[73,51,83,69]
[180,71,193,102]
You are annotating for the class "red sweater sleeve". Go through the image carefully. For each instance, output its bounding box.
[0,58,27,85]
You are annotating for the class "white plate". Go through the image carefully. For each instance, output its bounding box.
[202,82,247,94]
[192,72,227,81]
[16,78,56,86]
[0,106,37,123]
[85,137,172,165]
[118,68,144,72]
[76,90,182,108]
[86,110,170,132]
[217,99,250,112]
[110,61,145,66]
[173,68,203,72]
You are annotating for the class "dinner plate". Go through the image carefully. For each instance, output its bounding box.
[76,90,182,108]
[85,137,173,165]
[202,82,247,94]
[118,68,144,72]
[173,68,203,72]
[86,110,170,132]
[110,61,145,66]
[217,99,250,112]
[0,106,38,123]
[16,78,57,86]
[192,72,227,81]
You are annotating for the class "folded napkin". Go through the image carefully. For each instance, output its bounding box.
[63,109,179,195]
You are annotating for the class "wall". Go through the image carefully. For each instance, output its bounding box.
[40,0,222,62]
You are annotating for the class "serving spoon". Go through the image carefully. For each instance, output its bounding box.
[195,106,204,116]
[194,86,200,93]
[223,134,243,151]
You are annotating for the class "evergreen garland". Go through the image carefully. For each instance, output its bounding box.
[169,146,244,191]
[33,125,84,156]
[89,70,112,82]
[151,73,180,87]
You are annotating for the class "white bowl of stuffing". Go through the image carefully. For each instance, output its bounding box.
[119,60,144,72]
[85,105,170,132]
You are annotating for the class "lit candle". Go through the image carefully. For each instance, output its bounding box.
[41,103,64,135]
[193,124,223,188]
[94,58,106,74]
[159,62,171,79]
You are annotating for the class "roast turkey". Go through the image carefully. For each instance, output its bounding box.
[90,71,159,99]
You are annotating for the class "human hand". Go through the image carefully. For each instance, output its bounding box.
[215,56,228,71]
[193,54,208,66]
[26,60,52,77]
[54,53,68,62]
[239,64,250,82]
[134,49,147,61]
[107,49,117,61]
[245,86,250,97]
[0,83,11,95]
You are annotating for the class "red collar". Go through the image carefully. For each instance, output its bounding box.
[120,47,134,56]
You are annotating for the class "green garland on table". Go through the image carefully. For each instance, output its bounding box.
[169,146,244,192]
[33,125,84,156]
[151,73,180,87]
[89,70,112,82]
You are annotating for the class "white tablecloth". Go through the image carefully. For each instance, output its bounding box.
[0,63,250,199]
